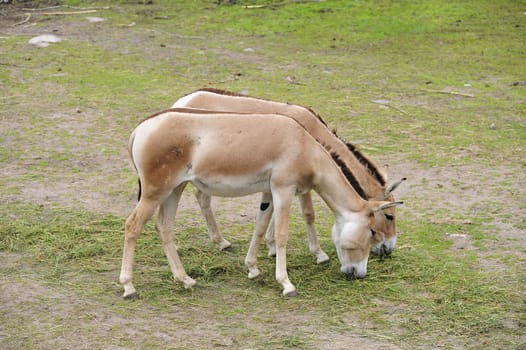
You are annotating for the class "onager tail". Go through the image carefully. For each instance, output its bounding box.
[128,129,142,202]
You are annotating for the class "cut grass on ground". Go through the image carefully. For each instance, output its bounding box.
[1,0,524,349]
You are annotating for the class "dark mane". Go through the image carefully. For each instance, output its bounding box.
[304,106,328,127]
[329,127,386,187]
[198,88,329,125]
[330,152,367,200]
[198,87,247,97]
[345,142,386,186]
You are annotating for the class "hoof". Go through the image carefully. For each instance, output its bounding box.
[248,268,261,280]
[267,245,276,257]
[219,240,232,251]
[123,291,139,300]
[183,276,197,289]
[316,253,330,265]
[284,290,299,297]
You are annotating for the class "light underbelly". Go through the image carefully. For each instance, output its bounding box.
[192,175,271,197]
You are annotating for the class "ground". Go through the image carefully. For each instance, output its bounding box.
[0,1,525,349]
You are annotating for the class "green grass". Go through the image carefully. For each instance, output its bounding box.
[1,0,525,348]
[0,202,523,345]
[3,1,524,168]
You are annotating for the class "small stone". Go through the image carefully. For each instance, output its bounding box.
[489,123,496,130]
[86,17,105,23]
[446,233,470,250]
[28,34,61,48]
[372,99,391,105]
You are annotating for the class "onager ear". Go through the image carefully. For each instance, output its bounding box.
[372,201,404,213]
[382,177,407,200]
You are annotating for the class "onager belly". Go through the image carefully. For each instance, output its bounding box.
[191,172,272,197]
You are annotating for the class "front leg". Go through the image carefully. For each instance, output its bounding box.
[272,187,297,297]
[245,192,273,279]
[266,193,329,264]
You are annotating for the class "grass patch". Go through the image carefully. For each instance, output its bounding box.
[0,202,523,346]
[3,0,524,166]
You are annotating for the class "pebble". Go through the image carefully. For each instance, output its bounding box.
[446,233,470,250]
[28,34,61,48]
[86,17,106,23]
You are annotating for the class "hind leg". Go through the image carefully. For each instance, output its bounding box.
[265,214,277,257]
[157,184,196,289]
[120,197,159,299]
[195,189,232,250]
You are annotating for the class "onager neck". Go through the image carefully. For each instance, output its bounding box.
[311,148,367,218]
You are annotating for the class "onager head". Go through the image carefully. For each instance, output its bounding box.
[370,177,406,257]
[332,201,403,279]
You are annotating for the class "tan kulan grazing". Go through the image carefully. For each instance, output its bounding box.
[120,109,402,298]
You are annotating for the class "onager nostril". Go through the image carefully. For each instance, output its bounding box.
[344,267,363,280]
[384,245,393,257]
[344,271,357,280]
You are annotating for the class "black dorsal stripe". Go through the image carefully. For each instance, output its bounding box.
[330,152,367,200]
[345,143,386,186]
[199,87,243,97]
[329,128,386,187]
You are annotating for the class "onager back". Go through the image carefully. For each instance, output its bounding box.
[120,109,402,298]
[173,89,405,258]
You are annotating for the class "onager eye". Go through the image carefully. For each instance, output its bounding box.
[385,214,394,221]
